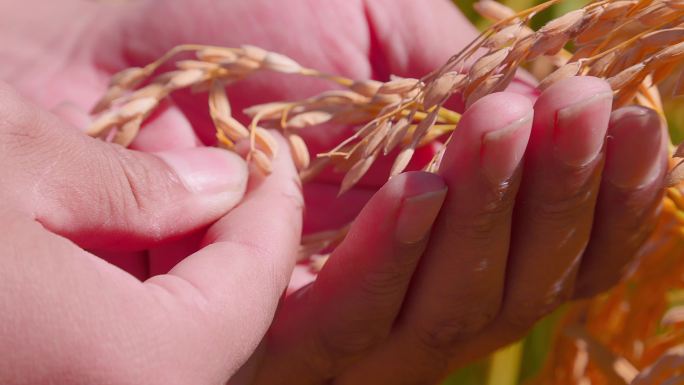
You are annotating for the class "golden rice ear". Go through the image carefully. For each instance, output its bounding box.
[410,108,440,146]
[607,63,647,90]
[539,61,583,90]
[377,77,421,95]
[113,116,143,147]
[468,48,511,85]
[196,47,238,63]
[118,97,159,120]
[254,127,279,158]
[653,41,684,64]
[87,112,119,137]
[286,111,333,129]
[108,67,152,93]
[339,152,377,196]
[390,147,415,178]
[262,52,303,73]
[349,80,382,97]
[78,0,684,381]
[167,69,206,89]
[384,117,411,155]
[363,120,391,158]
[240,44,268,61]
[423,72,465,110]
[486,23,532,50]
[473,0,516,21]
[87,0,684,197]
[209,81,232,119]
[250,149,273,174]
[215,116,250,142]
[287,134,310,171]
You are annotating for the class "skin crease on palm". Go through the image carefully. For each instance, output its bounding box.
[0,0,670,384]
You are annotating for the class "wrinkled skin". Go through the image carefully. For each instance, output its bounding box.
[0,1,669,384]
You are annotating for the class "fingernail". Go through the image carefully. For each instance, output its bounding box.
[396,185,447,244]
[555,92,613,167]
[481,113,532,184]
[156,147,247,194]
[605,107,664,189]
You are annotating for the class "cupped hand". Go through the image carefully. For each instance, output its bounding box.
[0,82,304,384]
[0,1,669,384]
[247,77,668,385]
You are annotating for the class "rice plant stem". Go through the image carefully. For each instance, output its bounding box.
[486,340,524,385]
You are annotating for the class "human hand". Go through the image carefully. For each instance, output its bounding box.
[0,1,669,384]
[0,0,484,274]
[245,77,668,385]
[0,83,304,385]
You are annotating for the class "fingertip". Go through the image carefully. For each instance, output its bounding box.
[605,106,666,189]
[532,77,613,166]
[463,92,534,134]
[535,76,612,113]
[440,92,533,182]
[373,172,447,245]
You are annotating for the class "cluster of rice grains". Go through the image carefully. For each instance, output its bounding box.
[89,1,684,383]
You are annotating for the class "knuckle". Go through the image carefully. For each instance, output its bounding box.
[312,325,386,376]
[448,189,515,241]
[110,146,175,211]
[358,265,410,299]
[573,278,615,299]
[505,295,566,330]
[318,327,385,359]
[101,146,177,236]
[414,311,496,352]
[533,187,594,225]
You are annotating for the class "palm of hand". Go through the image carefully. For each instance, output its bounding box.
[4,0,470,271]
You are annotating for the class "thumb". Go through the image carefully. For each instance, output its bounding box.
[0,83,247,251]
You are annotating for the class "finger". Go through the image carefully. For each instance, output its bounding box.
[386,77,615,371]
[0,143,302,384]
[574,106,668,298]
[146,133,304,363]
[0,83,247,251]
[336,92,533,385]
[362,0,478,79]
[251,171,446,385]
[129,102,201,152]
[498,76,612,328]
